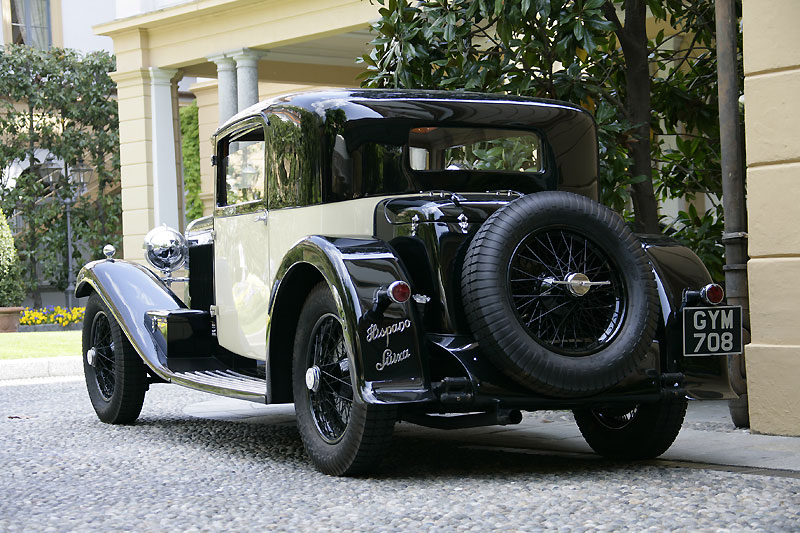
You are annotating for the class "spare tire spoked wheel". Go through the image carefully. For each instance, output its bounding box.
[508,228,625,356]
[461,191,658,397]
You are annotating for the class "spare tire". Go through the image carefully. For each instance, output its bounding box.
[461,191,658,397]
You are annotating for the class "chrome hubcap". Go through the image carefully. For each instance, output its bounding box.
[86,347,96,367]
[305,365,321,392]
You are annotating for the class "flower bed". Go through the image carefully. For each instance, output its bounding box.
[19,306,85,329]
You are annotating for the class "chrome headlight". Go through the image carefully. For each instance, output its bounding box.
[143,225,188,273]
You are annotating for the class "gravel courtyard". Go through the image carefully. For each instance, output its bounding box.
[1,379,798,532]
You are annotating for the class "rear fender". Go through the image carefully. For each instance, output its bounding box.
[642,235,736,400]
[267,236,433,405]
[75,259,186,381]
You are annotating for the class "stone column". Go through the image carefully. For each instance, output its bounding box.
[112,68,154,262]
[148,67,181,231]
[208,54,238,124]
[231,49,265,112]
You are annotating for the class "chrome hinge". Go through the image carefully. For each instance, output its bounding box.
[209,305,217,317]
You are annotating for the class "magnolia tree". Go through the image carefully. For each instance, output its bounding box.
[0,46,120,307]
[360,0,741,281]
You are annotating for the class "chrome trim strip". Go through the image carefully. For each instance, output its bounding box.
[215,199,266,218]
[186,215,213,236]
[339,252,397,260]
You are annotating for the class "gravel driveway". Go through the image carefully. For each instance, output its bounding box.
[1,380,798,532]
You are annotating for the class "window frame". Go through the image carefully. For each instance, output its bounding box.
[214,116,268,217]
[5,0,54,49]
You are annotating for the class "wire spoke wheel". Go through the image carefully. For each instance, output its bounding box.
[82,292,147,424]
[574,396,688,460]
[508,228,625,356]
[306,313,352,444]
[293,283,396,476]
[90,311,116,401]
[591,405,640,430]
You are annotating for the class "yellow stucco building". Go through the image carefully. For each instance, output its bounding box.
[741,0,800,435]
[93,0,799,436]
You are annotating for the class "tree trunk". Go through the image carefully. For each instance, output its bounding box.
[27,105,42,308]
[618,0,661,234]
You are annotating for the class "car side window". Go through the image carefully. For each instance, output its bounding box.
[266,110,322,209]
[217,125,265,207]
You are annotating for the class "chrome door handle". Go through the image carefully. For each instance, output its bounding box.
[255,211,267,224]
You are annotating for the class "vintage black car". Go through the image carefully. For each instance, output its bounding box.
[76,90,742,475]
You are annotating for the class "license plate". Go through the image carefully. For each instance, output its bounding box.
[683,306,742,356]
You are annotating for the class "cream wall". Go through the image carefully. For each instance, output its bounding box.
[742,0,800,436]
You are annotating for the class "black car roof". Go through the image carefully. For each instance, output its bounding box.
[214,89,599,201]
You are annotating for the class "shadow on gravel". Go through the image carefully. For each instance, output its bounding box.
[130,415,635,479]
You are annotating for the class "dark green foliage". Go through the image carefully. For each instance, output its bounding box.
[0,45,120,306]
[0,209,24,307]
[360,0,742,282]
[180,101,204,222]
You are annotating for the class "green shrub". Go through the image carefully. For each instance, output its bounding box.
[180,101,204,222]
[0,210,24,307]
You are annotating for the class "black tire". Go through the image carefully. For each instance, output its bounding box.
[573,396,688,459]
[461,191,658,397]
[292,283,396,476]
[726,330,749,428]
[728,393,750,428]
[82,292,147,424]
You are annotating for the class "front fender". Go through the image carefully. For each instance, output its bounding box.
[75,259,186,381]
[642,235,736,400]
[267,236,433,405]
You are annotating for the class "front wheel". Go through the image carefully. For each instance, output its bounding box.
[292,283,396,476]
[573,396,687,460]
[82,292,147,424]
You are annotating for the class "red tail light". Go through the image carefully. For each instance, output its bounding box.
[388,281,411,303]
[701,283,724,305]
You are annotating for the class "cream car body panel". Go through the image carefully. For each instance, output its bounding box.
[214,196,393,361]
[267,196,395,282]
[214,207,270,360]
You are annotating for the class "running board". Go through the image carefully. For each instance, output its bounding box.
[172,370,266,402]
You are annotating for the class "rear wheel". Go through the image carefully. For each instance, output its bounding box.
[573,396,687,459]
[292,283,395,476]
[82,292,147,424]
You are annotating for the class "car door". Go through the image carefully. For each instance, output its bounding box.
[213,119,270,360]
